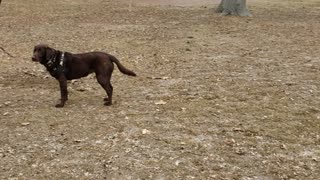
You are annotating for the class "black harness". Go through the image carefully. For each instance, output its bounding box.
[46,52,68,77]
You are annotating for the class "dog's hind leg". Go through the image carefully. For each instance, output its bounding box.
[96,74,113,106]
[103,83,113,102]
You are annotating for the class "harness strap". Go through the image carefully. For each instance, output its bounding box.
[49,51,66,74]
[60,52,65,67]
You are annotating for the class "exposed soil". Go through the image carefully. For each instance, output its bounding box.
[0,0,319,179]
[122,0,219,7]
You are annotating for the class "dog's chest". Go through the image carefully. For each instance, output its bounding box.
[48,66,67,79]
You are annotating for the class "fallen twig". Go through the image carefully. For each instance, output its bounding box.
[0,46,14,57]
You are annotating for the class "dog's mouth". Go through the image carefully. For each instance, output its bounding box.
[32,56,39,62]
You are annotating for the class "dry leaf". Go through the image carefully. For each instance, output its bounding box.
[155,100,167,105]
[21,122,30,126]
[142,129,151,134]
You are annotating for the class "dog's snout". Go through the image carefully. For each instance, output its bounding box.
[32,56,37,61]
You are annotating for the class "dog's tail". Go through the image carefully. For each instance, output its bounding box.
[109,55,136,76]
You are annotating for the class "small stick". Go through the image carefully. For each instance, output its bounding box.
[0,46,14,57]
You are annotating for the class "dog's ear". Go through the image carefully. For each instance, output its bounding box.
[45,47,55,60]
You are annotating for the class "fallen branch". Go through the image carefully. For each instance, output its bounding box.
[0,46,14,57]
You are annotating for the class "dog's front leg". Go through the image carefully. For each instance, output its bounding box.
[56,76,68,108]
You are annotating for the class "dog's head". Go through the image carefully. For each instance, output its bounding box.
[32,44,56,65]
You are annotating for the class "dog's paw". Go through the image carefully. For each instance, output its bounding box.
[55,103,64,108]
[104,101,112,106]
[103,97,109,101]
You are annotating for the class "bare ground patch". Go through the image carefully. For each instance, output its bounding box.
[0,0,319,179]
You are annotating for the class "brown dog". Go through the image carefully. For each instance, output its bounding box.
[32,44,136,107]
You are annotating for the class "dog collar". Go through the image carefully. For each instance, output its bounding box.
[46,54,56,67]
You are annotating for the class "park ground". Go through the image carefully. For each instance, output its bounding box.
[0,0,319,179]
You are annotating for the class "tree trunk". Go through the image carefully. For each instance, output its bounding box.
[216,0,251,17]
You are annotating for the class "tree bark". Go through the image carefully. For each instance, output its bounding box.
[216,0,251,17]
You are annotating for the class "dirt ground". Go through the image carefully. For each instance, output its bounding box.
[0,0,319,179]
[123,0,218,7]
